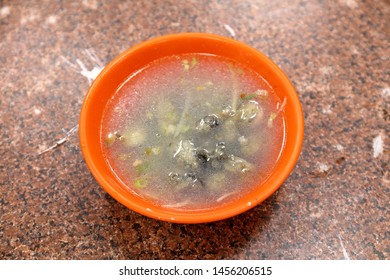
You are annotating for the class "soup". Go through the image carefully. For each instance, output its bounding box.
[101,53,286,210]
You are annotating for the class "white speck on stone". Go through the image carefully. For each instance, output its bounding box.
[373,134,384,158]
[310,211,323,219]
[381,87,390,99]
[322,104,332,114]
[82,0,98,10]
[339,0,358,9]
[351,46,360,55]
[320,66,332,75]
[127,24,135,33]
[382,173,390,186]
[20,12,38,25]
[0,6,10,18]
[223,24,236,37]
[46,15,57,25]
[38,144,47,152]
[318,163,330,172]
[335,144,344,151]
[247,202,252,206]
[33,108,42,115]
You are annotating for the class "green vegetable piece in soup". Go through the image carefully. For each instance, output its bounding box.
[135,162,150,175]
[134,178,147,189]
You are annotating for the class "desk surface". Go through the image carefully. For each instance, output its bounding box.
[1,0,388,259]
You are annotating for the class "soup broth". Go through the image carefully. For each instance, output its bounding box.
[101,54,286,210]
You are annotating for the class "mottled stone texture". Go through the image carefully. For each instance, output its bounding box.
[0,0,389,259]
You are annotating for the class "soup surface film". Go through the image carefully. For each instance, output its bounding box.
[101,54,285,210]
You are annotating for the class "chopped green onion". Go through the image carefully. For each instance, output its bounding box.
[268,112,277,127]
[145,147,151,156]
[163,124,176,135]
[181,125,190,133]
[117,154,131,161]
[255,89,269,100]
[146,111,154,119]
[240,90,269,101]
[267,98,286,127]
[235,67,244,75]
[165,111,177,122]
[151,147,161,155]
[134,178,147,189]
[135,163,150,174]
[182,58,198,71]
[191,57,198,67]
[241,93,257,100]
[182,60,190,71]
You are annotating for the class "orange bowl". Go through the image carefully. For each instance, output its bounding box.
[79,33,304,223]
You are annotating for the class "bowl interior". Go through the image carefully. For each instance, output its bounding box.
[79,33,304,223]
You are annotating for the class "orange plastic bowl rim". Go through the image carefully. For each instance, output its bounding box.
[79,33,304,224]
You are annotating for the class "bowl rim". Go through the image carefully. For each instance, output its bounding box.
[79,32,304,223]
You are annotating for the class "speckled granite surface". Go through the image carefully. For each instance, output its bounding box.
[0,0,389,260]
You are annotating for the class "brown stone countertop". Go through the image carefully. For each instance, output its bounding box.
[0,0,389,260]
